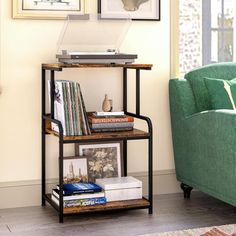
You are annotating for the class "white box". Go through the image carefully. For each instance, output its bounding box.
[96,176,142,190]
[96,176,142,202]
[105,188,142,202]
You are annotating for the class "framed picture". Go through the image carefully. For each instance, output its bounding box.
[63,156,88,183]
[98,0,161,21]
[75,141,123,182]
[12,0,86,19]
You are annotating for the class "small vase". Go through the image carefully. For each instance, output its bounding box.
[102,94,111,112]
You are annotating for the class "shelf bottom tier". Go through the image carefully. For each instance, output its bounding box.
[45,194,150,215]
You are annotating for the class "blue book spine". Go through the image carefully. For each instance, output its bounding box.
[57,183,103,195]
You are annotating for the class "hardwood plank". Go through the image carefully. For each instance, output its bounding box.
[42,63,153,70]
[63,198,150,214]
[1,193,236,236]
[45,194,150,214]
[45,125,150,141]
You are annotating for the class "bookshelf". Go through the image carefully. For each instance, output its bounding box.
[41,63,153,223]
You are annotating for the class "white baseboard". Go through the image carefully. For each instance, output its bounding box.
[0,169,181,209]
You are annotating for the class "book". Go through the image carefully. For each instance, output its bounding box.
[52,189,105,200]
[91,122,134,129]
[48,80,90,136]
[53,81,67,135]
[88,112,134,124]
[57,183,102,195]
[94,111,125,117]
[77,83,91,135]
[91,127,133,133]
[51,194,106,208]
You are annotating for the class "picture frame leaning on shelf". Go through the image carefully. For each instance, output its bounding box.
[63,156,88,184]
[12,0,86,19]
[75,141,123,183]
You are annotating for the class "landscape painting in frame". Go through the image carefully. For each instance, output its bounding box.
[98,0,160,20]
[12,0,85,19]
[75,141,122,182]
[63,156,88,184]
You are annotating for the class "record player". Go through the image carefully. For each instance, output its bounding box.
[56,14,137,64]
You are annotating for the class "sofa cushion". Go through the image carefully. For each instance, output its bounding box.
[185,63,236,112]
[204,77,236,109]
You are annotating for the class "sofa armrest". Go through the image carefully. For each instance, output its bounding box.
[185,109,236,136]
[175,109,236,205]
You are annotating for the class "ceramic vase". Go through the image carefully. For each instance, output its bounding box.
[102,94,111,112]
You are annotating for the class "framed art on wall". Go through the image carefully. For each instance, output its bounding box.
[12,0,85,19]
[75,141,123,182]
[98,0,161,21]
[63,156,88,183]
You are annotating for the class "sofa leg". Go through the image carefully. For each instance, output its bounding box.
[180,183,193,199]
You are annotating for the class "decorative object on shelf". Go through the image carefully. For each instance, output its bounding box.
[96,176,142,202]
[102,94,112,112]
[63,156,88,184]
[12,0,85,19]
[75,141,123,182]
[98,0,161,21]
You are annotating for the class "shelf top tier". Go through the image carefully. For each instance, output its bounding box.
[42,63,153,71]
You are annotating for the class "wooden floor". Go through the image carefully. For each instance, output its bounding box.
[0,192,236,236]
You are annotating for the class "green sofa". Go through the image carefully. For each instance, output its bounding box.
[169,63,236,205]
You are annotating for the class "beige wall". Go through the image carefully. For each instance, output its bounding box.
[0,0,174,184]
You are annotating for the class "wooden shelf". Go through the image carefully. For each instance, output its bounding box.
[45,126,150,142]
[42,63,153,71]
[45,195,150,215]
[42,61,153,222]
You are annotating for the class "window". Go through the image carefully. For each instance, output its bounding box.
[178,0,234,75]
[203,0,234,64]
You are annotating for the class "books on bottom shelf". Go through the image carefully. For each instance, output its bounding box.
[51,194,106,208]
[96,176,142,202]
[57,182,102,195]
[51,183,106,208]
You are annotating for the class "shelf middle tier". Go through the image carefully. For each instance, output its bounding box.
[45,125,150,143]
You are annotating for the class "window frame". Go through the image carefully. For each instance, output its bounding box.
[202,0,234,65]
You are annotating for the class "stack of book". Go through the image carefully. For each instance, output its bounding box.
[51,183,106,208]
[88,111,134,132]
[50,80,91,136]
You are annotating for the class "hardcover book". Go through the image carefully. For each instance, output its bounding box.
[93,111,125,117]
[51,195,106,208]
[58,183,103,195]
[91,127,133,133]
[91,122,134,129]
[52,189,105,200]
[88,112,134,124]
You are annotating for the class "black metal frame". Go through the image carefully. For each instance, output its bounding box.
[41,65,153,223]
